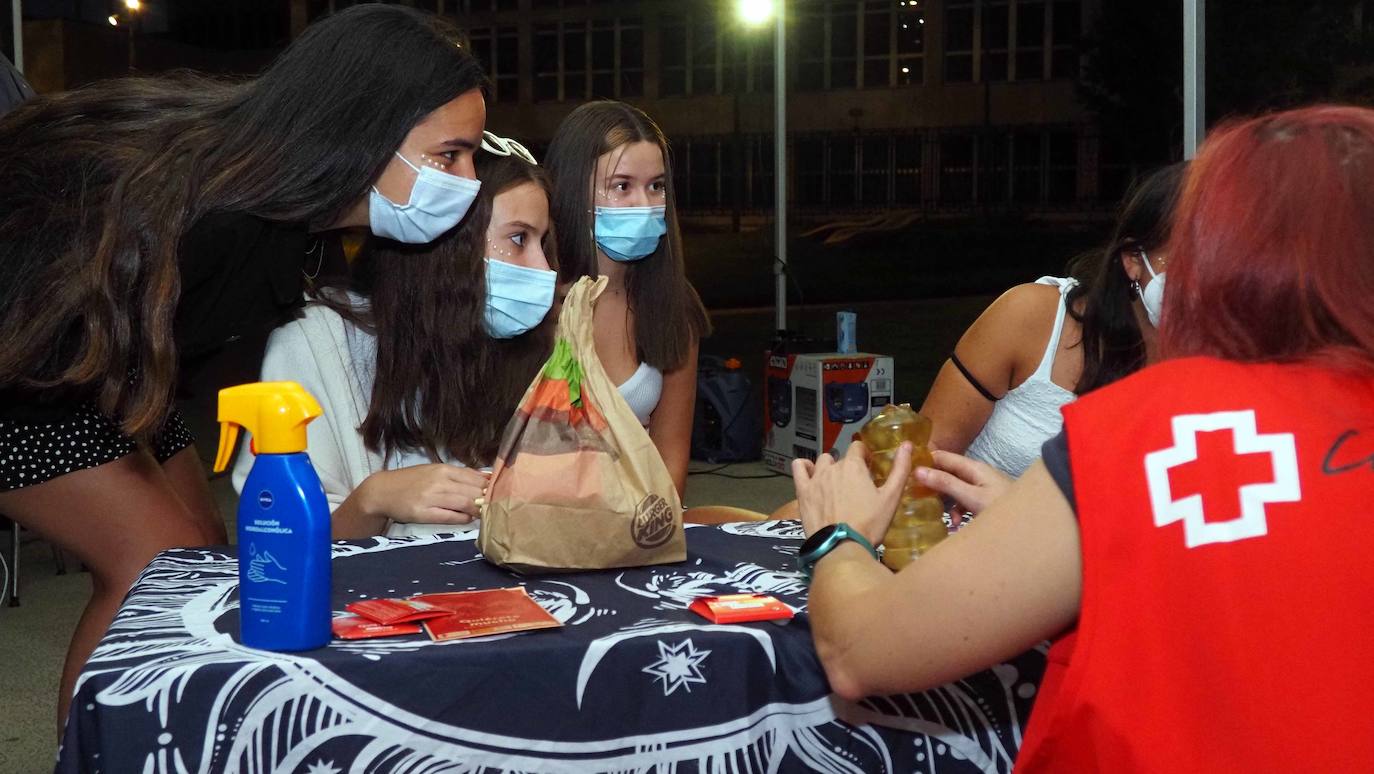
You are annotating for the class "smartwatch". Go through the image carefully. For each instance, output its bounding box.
[797,523,880,581]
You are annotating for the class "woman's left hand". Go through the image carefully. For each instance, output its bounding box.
[793,441,914,545]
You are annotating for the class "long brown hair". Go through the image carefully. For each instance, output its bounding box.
[319,154,558,465]
[545,101,710,372]
[0,6,485,438]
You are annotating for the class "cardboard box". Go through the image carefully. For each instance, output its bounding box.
[762,352,895,475]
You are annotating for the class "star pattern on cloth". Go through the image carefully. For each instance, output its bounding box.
[642,638,712,696]
[305,759,342,774]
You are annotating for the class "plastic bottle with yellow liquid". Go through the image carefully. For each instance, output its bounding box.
[213,382,331,651]
[859,404,947,570]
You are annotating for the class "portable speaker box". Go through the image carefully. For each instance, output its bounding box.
[762,352,895,475]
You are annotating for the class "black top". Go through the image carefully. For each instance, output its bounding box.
[174,212,312,365]
[0,213,345,423]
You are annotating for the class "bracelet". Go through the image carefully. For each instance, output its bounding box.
[797,523,879,582]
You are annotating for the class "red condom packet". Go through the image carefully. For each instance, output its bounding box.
[345,598,453,626]
[332,615,423,640]
[689,594,795,624]
[415,588,562,642]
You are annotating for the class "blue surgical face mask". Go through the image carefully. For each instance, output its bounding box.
[484,258,557,339]
[594,205,667,262]
[369,153,481,244]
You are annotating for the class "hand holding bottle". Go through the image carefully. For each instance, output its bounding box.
[793,440,914,546]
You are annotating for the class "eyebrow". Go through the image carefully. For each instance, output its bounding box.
[499,220,542,233]
[609,173,666,181]
[441,136,480,150]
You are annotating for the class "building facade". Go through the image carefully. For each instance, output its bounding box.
[378,0,1121,218]
[17,0,1131,217]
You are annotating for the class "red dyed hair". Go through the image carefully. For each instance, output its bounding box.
[1162,105,1374,372]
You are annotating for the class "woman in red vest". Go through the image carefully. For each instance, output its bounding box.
[794,104,1374,772]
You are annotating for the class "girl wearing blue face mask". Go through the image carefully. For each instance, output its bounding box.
[546,102,712,498]
[0,5,488,727]
[232,145,557,539]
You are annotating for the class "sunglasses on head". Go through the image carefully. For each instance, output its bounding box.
[481,131,537,165]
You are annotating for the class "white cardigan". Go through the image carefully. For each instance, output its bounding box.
[230,300,477,537]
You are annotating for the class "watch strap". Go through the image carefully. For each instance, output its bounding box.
[797,523,879,581]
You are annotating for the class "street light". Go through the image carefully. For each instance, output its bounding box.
[124,0,141,10]
[736,0,772,26]
[735,0,789,336]
[108,15,119,26]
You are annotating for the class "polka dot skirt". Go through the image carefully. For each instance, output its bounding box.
[0,406,195,491]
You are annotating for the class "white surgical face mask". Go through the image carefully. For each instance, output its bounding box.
[1137,251,1166,328]
[368,153,481,244]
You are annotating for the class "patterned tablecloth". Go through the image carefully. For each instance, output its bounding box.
[57,521,1044,773]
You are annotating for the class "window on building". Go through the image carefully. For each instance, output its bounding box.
[861,136,892,206]
[468,26,520,103]
[894,134,922,204]
[940,134,976,203]
[862,2,891,88]
[981,1,1010,82]
[747,136,776,208]
[1013,132,1044,202]
[945,0,975,83]
[532,18,642,102]
[660,17,688,96]
[895,2,924,85]
[745,27,775,92]
[796,137,827,207]
[692,19,719,94]
[981,133,1011,203]
[687,141,723,209]
[1047,129,1077,202]
[534,23,559,101]
[1016,0,1046,80]
[620,20,644,97]
[1049,1,1081,79]
[829,6,858,89]
[796,4,827,91]
[830,137,858,206]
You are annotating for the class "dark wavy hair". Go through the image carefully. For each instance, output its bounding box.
[1065,162,1187,394]
[545,101,710,371]
[0,5,486,438]
[318,153,558,465]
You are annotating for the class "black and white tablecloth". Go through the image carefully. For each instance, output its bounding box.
[58,522,1045,773]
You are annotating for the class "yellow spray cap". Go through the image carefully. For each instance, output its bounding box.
[213,381,323,473]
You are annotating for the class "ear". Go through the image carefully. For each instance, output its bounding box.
[1120,249,1144,284]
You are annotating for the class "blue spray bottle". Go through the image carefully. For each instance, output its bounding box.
[213,382,331,651]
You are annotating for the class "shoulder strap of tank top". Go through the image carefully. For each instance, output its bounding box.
[1029,281,1074,382]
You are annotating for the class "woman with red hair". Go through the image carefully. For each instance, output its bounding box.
[794,104,1374,771]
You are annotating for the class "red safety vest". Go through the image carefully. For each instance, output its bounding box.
[1017,356,1374,773]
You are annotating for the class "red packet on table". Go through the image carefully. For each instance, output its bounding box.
[346,598,452,626]
[332,614,423,640]
[415,588,562,642]
[689,594,795,624]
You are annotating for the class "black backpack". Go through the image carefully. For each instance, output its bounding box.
[690,356,762,463]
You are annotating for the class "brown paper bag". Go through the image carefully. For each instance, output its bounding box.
[477,276,685,573]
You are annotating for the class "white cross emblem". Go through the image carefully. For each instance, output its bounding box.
[1143,410,1301,549]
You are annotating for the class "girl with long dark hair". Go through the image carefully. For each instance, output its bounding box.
[919,163,1186,474]
[544,101,710,497]
[0,5,486,722]
[233,144,557,539]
